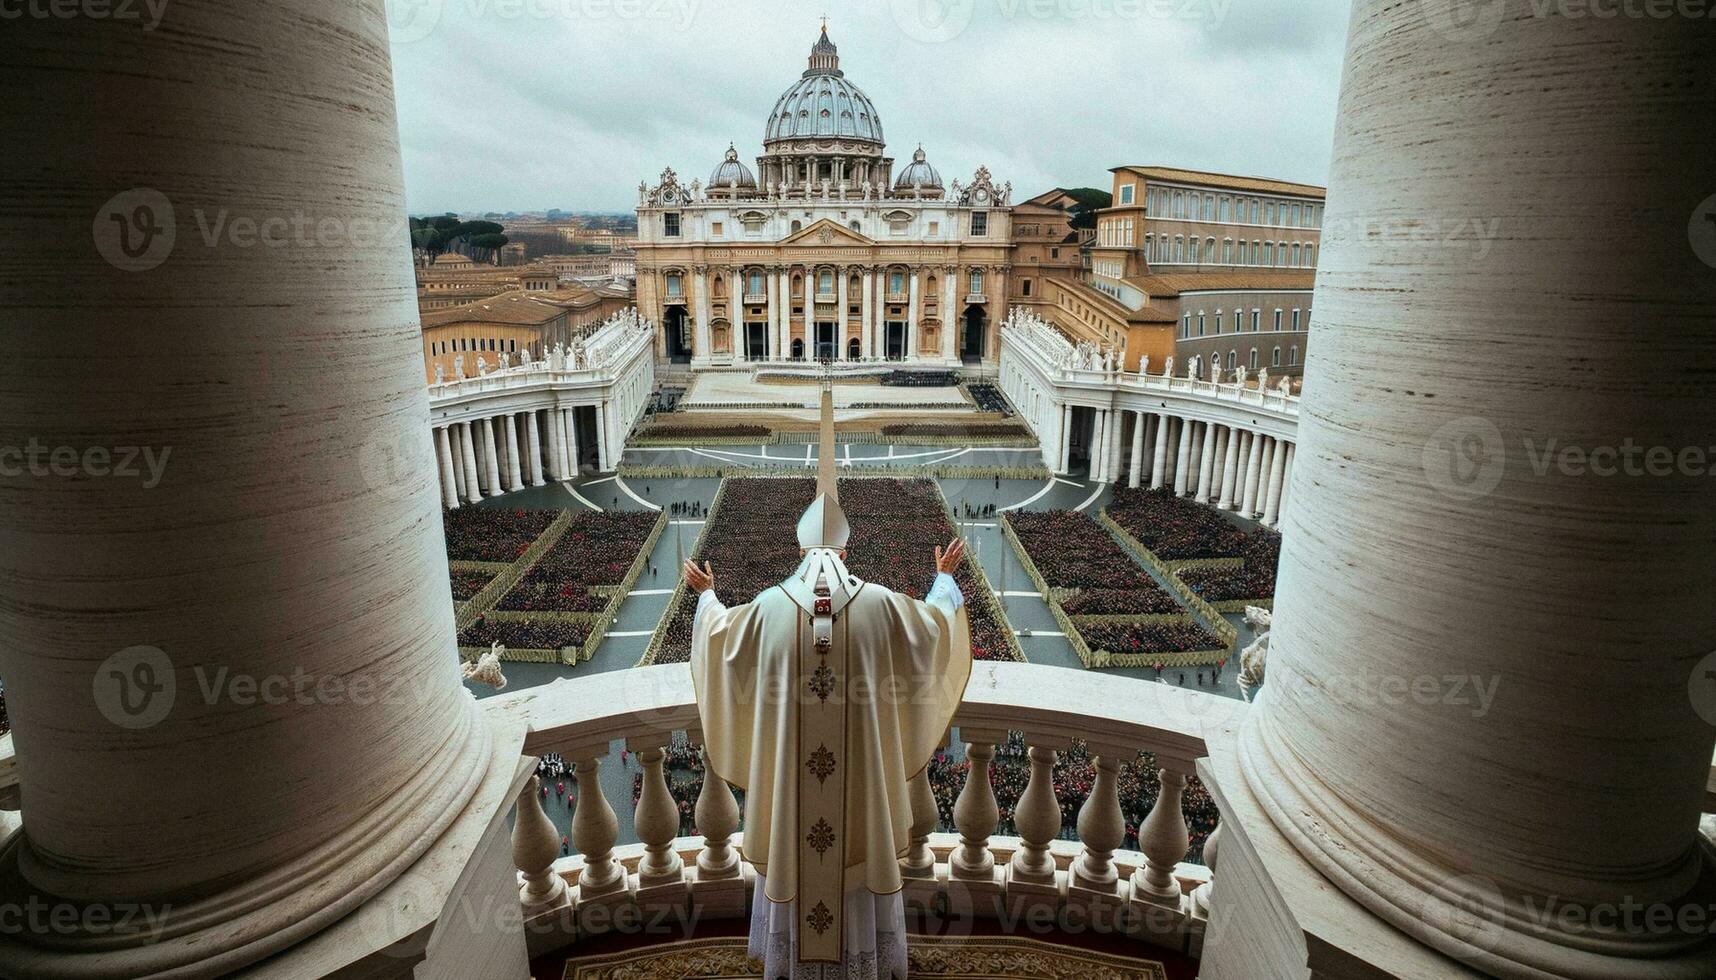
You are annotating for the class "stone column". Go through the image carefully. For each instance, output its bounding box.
[693,265,712,364]
[544,407,565,482]
[449,424,469,501]
[906,268,922,359]
[502,413,523,491]
[1237,4,1716,977]
[1089,410,1106,483]
[780,266,795,359]
[1240,429,1264,515]
[0,4,497,970]
[1058,404,1073,474]
[594,403,609,472]
[943,265,959,362]
[564,407,579,477]
[765,267,779,360]
[1257,438,1278,517]
[1262,438,1288,526]
[1173,418,1194,495]
[1150,413,1171,489]
[436,426,459,510]
[1140,414,1157,484]
[1128,410,1147,488]
[1197,423,1219,503]
[524,411,545,486]
[480,417,503,497]
[835,265,849,359]
[1278,442,1296,525]
[1210,425,1231,503]
[459,421,482,504]
[860,267,875,359]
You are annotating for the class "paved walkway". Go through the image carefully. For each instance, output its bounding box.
[465,440,1263,846]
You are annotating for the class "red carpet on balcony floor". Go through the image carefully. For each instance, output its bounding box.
[533,922,1199,980]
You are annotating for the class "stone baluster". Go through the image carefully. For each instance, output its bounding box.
[1188,820,1221,921]
[629,736,688,911]
[1006,738,1068,919]
[1133,765,1190,906]
[689,737,745,916]
[569,747,628,903]
[948,729,1006,915]
[902,767,939,879]
[512,775,570,914]
[1068,749,1127,909]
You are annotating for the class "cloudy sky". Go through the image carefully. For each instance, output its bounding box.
[389,0,1354,214]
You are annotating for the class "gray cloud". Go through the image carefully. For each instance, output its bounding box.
[390,0,1353,214]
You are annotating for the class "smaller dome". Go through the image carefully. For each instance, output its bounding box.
[710,144,757,189]
[894,146,943,190]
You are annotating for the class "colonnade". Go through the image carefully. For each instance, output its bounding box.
[434,405,601,508]
[1081,410,1294,527]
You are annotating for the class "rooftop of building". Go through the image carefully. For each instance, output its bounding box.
[420,291,570,328]
[1112,165,1327,199]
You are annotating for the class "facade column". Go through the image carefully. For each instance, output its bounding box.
[693,265,712,365]
[1149,413,1171,489]
[1128,410,1146,489]
[906,268,921,359]
[459,421,482,504]
[435,425,459,510]
[859,267,875,359]
[1240,429,1265,515]
[0,3,503,967]
[1173,417,1194,495]
[502,413,523,491]
[779,265,794,359]
[765,267,779,360]
[836,265,849,360]
[942,265,959,362]
[524,411,544,486]
[1262,439,1288,526]
[1231,6,1716,977]
[987,266,1008,362]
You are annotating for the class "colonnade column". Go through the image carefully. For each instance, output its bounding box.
[1058,404,1073,474]
[1231,6,1716,977]
[1108,410,1126,485]
[524,412,544,487]
[502,413,523,491]
[459,421,482,504]
[1196,423,1219,503]
[1150,413,1171,489]
[1173,418,1194,495]
[1090,410,1107,483]
[0,3,501,969]
[1262,439,1288,526]
[1128,410,1146,489]
[1240,429,1264,515]
[436,426,459,510]
[594,403,610,472]
[480,417,503,497]
[449,425,469,501]
[544,407,565,481]
[563,407,579,477]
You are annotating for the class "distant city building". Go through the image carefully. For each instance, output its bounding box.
[633,27,1014,367]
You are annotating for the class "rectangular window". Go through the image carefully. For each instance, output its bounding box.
[1197,314,1206,336]
[749,273,764,295]
[1022,279,1033,297]
[889,271,904,294]
[1274,310,1284,331]
[1292,309,1302,331]
[1291,204,1302,226]
[928,221,939,236]
[1119,184,1135,205]
[969,270,984,294]
[1252,310,1261,332]
[971,212,988,236]
[1050,247,1060,259]
[666,274,682,297]
[664,213,681,237]
[1250,201,1260,223]
[711,221,723,236]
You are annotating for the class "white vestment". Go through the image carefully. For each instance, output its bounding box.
[691,561,968,980]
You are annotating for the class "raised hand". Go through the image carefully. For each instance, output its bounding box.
[934,538,966,575]
[683,559,715,595]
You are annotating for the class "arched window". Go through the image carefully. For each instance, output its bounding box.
[1227,349,1238,370]
[1174,236,1184,262]
[791,220,802,234]
[1222,239,1233,263]
[1291,243,1302,265]
[1272,347,1282,367]
[1289,345,1300,365]
[1197,312,1206,336]
[1274,309,1284,331]
[1306,244,1316,266]
[1249,348,1260,371]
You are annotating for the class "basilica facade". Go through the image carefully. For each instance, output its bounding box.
[633,28,1014,369]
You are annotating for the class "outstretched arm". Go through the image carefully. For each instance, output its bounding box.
[926,538,966,614]
[684,560,725,625]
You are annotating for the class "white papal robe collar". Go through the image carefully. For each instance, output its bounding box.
[780,549,861,616]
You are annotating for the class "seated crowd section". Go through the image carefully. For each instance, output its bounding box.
[1105,487,1281,605]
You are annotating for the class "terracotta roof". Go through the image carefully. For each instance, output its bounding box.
[1131,270,1316,297]
[1113,166,1325,199]
[420,291,568,328]
[1045,275,1177,325]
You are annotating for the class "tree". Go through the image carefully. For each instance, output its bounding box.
[1062,187,1113,231]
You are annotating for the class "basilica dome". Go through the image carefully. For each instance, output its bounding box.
[763,28,885,147]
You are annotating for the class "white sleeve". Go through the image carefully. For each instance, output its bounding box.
[925,572,964,615]
[692,589,724,631]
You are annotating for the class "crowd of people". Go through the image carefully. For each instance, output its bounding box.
[651,477,1016,664]
[441,507,558,563]
[1058,587,1181,616]
[1107,487,1281,602]
[0,685,8,738]
[1176,532,1281,602]
[1005,511,1160,593]
[1077,620,1225,657]
[924,733,1219,862]
[496,511,658,613]
[963,382,1012,415]
[878,421,1033,441]
[457,616,591,651]
[881,371,957,387]
[449,569,496,602]
[638,423,770,441]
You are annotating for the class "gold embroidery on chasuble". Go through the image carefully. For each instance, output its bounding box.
[797,594,845,962]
